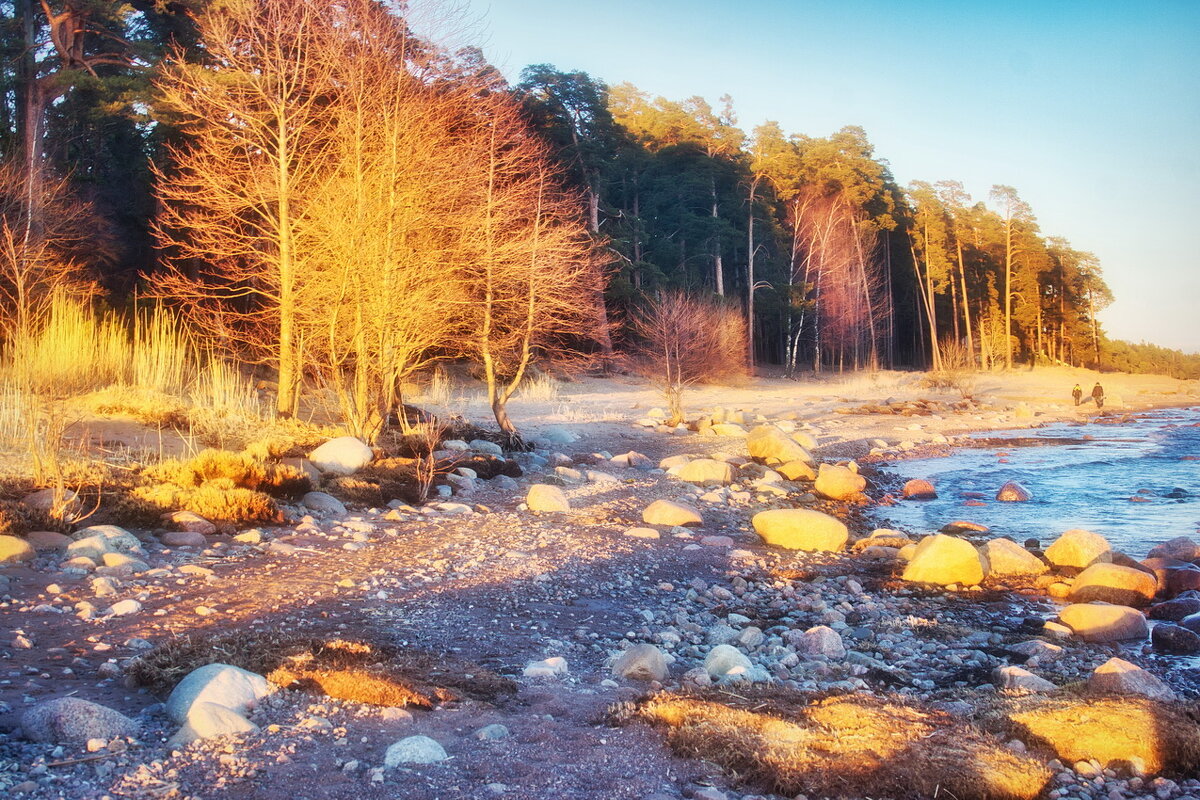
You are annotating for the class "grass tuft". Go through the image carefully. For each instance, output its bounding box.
[127,632,517,708]
[620,689,1051,800]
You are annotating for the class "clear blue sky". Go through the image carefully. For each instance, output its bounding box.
[461,0,1200,353]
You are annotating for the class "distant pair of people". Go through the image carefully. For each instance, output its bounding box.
[1072,383,1104,407]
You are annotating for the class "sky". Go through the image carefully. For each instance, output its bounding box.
[459,0,1200,353]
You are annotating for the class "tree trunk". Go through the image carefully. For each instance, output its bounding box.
[956,238,974,366]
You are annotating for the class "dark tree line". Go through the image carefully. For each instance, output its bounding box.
[0,4,1189,377]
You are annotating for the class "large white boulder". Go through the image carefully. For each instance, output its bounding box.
[67,525,144,561]
[751,509,848,552]
[308,436,373,476]
[902,534,987,586]
[703,644,767,683]
[165,663,275,724]
[167,701,258,747]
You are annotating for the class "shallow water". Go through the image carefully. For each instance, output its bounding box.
[877,406,1200,558]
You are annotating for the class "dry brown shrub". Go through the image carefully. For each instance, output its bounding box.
[630,291,749,425]
[178,486,281,528]
[623,689,1050,800]
[127,632,516,708]
[148,449,266,490]
[994,695,1200,776]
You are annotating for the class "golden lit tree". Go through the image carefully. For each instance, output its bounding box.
[454,95,606,445]
[153,0,341,418]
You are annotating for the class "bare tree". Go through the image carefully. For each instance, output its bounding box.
[631,291,747,426]
[153,0,341,418]
[454,95,606,445]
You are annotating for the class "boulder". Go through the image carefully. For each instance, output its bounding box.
[672,458,733,485]
[623,527,661,539]
[1069,563,1158,607]
[280,457,321,486]
[25,530,71,550]
[993,666,1056,693]
[1148,597,1200,622]
[1181,613,1200,634]
[70,525,143,554]
[308,436,373,476]
[1164,566,1200,597]
[525,484,570,513]
[793,625,845,659]
[301,491,347,515]
[160,531,208,548]
[165,663,275,724]
[1139,556,1188,587]
[813,464,867,501]
[163,511,218,536]
[1087,657,1176,701]
[22,488,81,517]
[901,534,987,586]
[522,656,569,678]
[1147,537,1200,561]
[980,538,1048,577]
[1044,529,1112,571]
[746,425,812,465]
[1151,623,1200,654]
[611,644,668,682]
[468,439,503,456]
[995,481,1032,502]
[902,479,937,500]
[642,500,702,528]
[21,698,137,744]
[384,735,448,766]
[167,701,257,747]
[0,535,36,565]
[941,520,989,534]
[1056,603,1148,642]
[710,423,747,437]
[751,509,848,552]
[777,460,816,481]
[703,644,765,682]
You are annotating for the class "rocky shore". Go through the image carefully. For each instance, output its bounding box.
[1,395,1199,800]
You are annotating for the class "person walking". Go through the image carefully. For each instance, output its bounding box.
[1072,384,1082,406]
[1091,382,1105,409]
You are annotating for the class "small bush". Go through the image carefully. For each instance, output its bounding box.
[630,291,749,425]
[147,449,265,490]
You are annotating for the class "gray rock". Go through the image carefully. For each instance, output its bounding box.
[384,735,448,766]
[21,698,137,744]
[302,491,347,515]
[474,723,509,741]
[611,644,668,682]
[469,439,504,456]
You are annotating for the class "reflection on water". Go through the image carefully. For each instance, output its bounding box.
[877,407,1200,559]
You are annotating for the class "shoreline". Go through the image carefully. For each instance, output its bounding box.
[1,370,1199,799]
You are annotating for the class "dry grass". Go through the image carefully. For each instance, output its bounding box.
[992,695,1200,776]
[127,632,516,708]
[619,689,1051,800]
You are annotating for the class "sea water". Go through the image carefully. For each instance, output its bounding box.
[877,406,1200,559]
